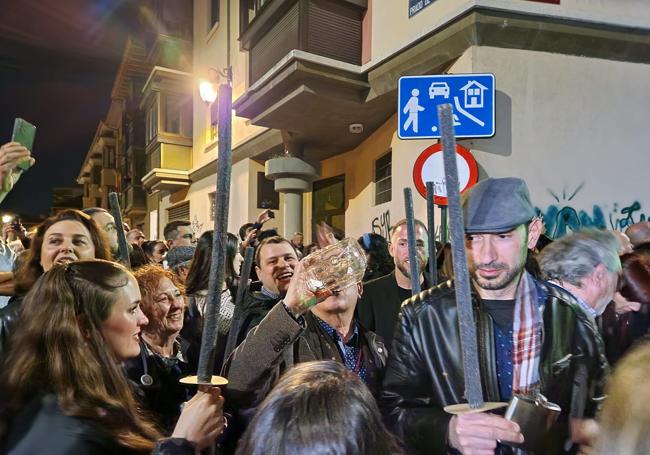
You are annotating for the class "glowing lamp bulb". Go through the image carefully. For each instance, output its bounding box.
[199,80,218,103]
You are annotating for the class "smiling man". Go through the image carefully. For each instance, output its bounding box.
[228,236,299,347]
[381,177,609,455]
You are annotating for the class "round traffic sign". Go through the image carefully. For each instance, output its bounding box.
[412,144,478,205]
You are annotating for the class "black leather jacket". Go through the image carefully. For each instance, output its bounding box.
[0,295,22,363]
[381,279,608,455]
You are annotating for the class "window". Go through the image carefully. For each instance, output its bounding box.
[312,175,345,236]
[145,101,158,144]
[257,172,279,209]
[210,0,220,30]
[163,95,192,137]
[209,101,219,141]
[104,146,116,169]
[208,192,216,220]
[240,0,272,34]
[374,151,392,205]
[167,201,190,222]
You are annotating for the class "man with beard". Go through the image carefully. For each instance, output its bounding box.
[357,219,429,346]
[381,178,609,455]
[228,236,299,346]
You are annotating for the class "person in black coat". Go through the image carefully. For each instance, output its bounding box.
[357,219,430,347]
[124,264,200,433]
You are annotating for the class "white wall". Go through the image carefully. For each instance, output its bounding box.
[332,46,650,240]
[369,0,650,70]
[465,46,650,237]
[189,158,284,237]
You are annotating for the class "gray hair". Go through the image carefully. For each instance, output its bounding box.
[539,229,621,287]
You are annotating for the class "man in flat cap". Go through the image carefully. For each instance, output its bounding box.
[381,177,608,455]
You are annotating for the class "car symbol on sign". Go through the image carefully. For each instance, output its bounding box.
[428,82,450,99]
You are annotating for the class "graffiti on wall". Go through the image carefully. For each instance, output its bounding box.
[371,210,392,239]
[610,201,647,231]
[536,185,648,238]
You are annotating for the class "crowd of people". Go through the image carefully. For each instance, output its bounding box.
[1,141,650,454]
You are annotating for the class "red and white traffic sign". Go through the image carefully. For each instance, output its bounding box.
[412,143,478,206]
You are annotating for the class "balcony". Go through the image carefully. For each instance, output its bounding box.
[142,142,192,193]
[240,0,367,85]
[101,168,119,188]
[234,0,400,160]
[123,185,147,215]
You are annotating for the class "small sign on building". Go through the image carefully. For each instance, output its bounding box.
[409,0,435,18]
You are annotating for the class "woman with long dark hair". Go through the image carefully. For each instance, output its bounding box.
[0,260,224,454]
[236,360,403,455]
[183,231,239,370]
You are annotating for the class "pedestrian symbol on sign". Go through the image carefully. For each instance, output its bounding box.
[402,89,425,133]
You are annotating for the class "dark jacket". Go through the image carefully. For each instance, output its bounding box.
[124,338,198,433]
[0,295,22,363]
[358,271,429,347]
[222,302,388,450]
[380,279,609,455]
[1,394,194,454]
[227,289,280,348]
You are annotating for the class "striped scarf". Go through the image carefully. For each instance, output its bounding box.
[512,271,543,395]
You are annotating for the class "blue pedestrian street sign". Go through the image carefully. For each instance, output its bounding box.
[398,73,495,139]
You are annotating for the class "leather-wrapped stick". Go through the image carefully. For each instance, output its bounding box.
[403,188,422,295]
[188,80,232,388]
[222,246,255,363]
[437,103,484,410]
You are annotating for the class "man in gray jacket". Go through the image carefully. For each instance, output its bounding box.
[223,261,387,443]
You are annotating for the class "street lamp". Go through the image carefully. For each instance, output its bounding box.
[198,68,219,104]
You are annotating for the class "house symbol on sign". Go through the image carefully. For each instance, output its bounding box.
[460,80,488,108]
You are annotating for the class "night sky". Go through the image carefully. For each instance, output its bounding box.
[0,0,139,219]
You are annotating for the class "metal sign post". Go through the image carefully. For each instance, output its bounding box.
[426,181,438,286]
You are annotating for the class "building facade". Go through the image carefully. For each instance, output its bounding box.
[85,0,650,241]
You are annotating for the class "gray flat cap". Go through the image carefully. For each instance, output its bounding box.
[167,245,196,269]
[463,177,535,233]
